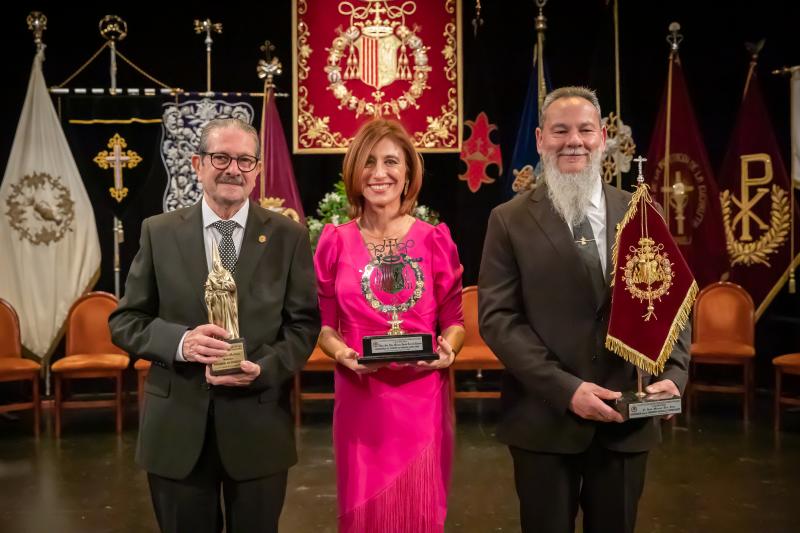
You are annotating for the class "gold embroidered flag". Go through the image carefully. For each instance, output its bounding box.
[606,179,698,375]
[0,50,100,361]
[646,53,727,288]
[718,61,800,318]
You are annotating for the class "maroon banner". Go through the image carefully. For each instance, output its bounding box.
[606,185,698,375]
[292,0,462,153]
[251,90,306,223]
[718,68,800,318]
[646,54,727,288]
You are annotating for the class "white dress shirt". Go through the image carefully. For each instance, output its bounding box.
[176,198,249,361]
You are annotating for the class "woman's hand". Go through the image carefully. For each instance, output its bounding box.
[416,335,455,370]
[334,347,383,374]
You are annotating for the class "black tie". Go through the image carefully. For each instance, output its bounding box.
[572,217,605,302]
[212,220,238,273]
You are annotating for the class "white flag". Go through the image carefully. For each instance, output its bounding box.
[0,50,101,360]
[792,69,800,189]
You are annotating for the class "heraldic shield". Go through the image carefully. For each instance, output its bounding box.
[293,0,462,152]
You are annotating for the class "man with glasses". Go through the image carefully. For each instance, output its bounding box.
[110,118,320,532]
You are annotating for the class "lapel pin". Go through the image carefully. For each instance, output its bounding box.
[258,235,267,243]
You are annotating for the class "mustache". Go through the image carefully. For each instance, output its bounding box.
[216,175,244,186]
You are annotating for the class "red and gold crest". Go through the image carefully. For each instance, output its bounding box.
[292,0,462,153]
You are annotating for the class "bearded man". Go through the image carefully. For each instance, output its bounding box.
[477,86,690,533]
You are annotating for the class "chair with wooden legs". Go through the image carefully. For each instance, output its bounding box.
[51,292,130,437]
[449,286,503,415]
[0,298,41,436]
[292,345,336,427]
[688,282,755,422]
[773,352,800,432]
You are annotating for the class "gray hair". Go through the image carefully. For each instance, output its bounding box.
[539,86,602,127]
[197,118,261,158]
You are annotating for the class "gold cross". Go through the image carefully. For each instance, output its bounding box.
[93,133,142,202]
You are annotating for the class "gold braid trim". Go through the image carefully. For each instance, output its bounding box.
[608,182,651,288]
[606,280,697,375]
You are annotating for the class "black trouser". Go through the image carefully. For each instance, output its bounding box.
[510,440,648,533]
[148,415,287,533]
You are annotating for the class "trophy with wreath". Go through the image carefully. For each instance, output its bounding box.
[360,237,437,363]
[605,156,698,419]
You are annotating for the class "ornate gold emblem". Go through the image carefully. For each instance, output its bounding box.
[259,196,300,222]
[511,164,538,193]
[653,153,707,244]
[327,1,428,117]
[295,0,459,151]
[601,112,636,187]
[93,133,142,202]
[720,152,790,267]
[721,184,789,267]
[622,236,674,321]
[5,172,75,246]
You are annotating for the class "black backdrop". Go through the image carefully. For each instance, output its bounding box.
[2,1,799,376]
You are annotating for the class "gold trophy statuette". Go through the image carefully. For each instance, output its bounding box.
[205,243,246,375]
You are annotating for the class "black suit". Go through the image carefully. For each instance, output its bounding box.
[478,183,690,532]
[109,201,320,532]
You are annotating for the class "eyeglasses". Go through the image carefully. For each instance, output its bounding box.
[200,152,259,172]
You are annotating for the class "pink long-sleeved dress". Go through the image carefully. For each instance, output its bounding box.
[315,219,463,532]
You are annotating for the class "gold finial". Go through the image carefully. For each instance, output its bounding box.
[194,18,223,93]
[667,22,682,52]
[27,11,47,52]
[257,40,282,89]
[99,15,128,42]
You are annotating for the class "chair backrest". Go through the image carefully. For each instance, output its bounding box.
[462,286,483,346]
[693,282,754,346]
[65,292,126,356]
[0,298,22,359]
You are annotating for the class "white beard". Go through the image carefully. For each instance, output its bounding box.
[542,148,603,227]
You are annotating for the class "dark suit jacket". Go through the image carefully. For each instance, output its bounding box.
[109,201,320,481]
[478,183,690,454]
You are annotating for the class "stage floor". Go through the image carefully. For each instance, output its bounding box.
[1,397,798,532]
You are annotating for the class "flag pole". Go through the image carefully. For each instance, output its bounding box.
[194,19,223,94]
[664,23,683,227]
[26,11,50,394]
[256,41,283,205]
[772,65,800,293]
[99,16,128,298]
[535,0,548,114]
[612,0,622,189]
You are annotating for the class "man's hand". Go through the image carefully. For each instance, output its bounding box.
[182,324,231,364]
[568,382,624,423]
[205,360,261,387]
[645,379,680,420]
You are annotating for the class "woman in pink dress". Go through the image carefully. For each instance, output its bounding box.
[315,119,464,532]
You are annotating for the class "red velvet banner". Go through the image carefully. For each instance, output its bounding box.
[718,70,800,318]
[292,0,462,153]
[646,54,728,288]
[607,185,698,375]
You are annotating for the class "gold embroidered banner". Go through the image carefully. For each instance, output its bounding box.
[292,0,462,153]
